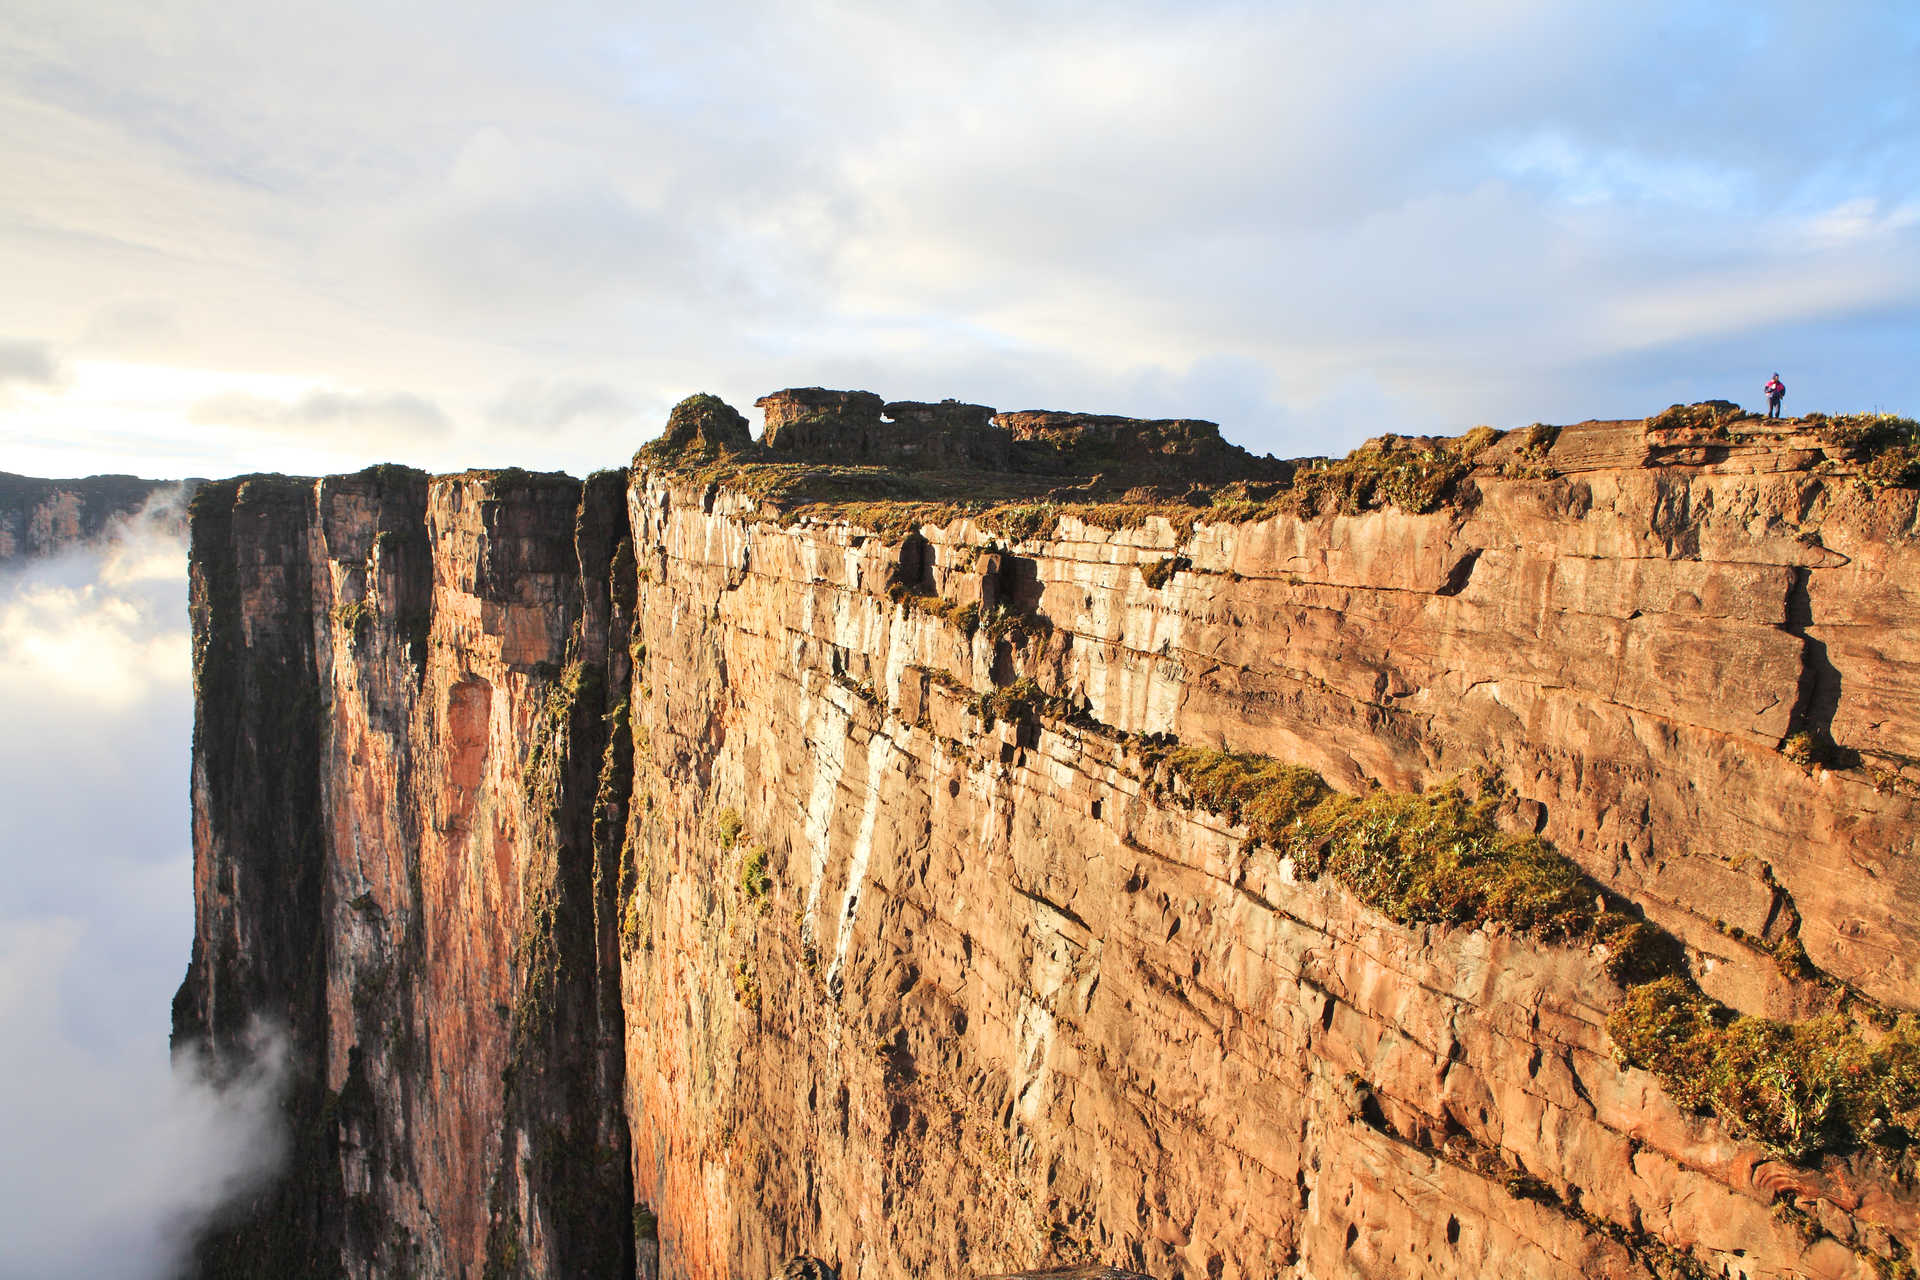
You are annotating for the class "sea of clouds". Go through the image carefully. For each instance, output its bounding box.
[0,494,285,1280]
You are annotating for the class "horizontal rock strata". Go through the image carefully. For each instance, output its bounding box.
[177,407,1920,1279]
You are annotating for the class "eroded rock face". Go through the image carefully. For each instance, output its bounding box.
[179,411,1920,1280]
[757,388,1010,470]
[750,388,1286,481]
[994,411,1289,484]
[176,466,632,1279]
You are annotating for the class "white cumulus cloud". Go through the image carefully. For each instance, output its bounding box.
[0,499,289,1279]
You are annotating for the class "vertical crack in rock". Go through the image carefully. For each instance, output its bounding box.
[1783,565,1845,745]
[321,466,436,1273]
[485,471,637,1280]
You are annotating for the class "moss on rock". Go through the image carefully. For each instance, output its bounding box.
[1143,741,1920,1166]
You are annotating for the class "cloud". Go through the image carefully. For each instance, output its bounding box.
[486,378,634,431]
[0,508,289,1278]
[0,338,60,393]
[0,0,1917,469]
[190,387,452,440]
[0,920,288,1280]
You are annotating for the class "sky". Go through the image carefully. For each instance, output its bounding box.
[0,0,1916,481]
[0,503,285,1280]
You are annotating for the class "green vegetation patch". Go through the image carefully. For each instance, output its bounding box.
[1156,748,1640,951]
[981,602,1049,646]
[979,503,1059,542]
[1607,977,1920,1162]
[973,677,1079,729]
[1822,413,1920,489]
[521,661,598,817]
[716,806,743,851]
[891,584,982,635]
[739,844,771,905]
[1140,555,1192,591]
[733,955,761,1008]
[1146,743,1920,1164]
[330,599,377,647]
[1645,403,1752,435]
[1283,427,1497,517]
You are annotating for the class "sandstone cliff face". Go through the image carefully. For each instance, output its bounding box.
[177,411,1920,1280]
[177,468,631,1278]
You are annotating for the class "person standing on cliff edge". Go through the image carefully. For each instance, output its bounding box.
[1765,372,1786,419]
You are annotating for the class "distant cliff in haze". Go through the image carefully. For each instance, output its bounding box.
[0,471,195,561]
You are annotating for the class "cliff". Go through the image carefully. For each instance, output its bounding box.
[175,397,1920,1279]
[0,470,187,560]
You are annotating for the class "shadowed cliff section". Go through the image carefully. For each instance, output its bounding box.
[178,393,1920,1279]
[172,475,337,1277]
[175,467,633,1280]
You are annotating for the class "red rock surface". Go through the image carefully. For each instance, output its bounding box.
[176,413,1920,1279]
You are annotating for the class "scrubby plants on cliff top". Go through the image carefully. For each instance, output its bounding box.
[1820,413,1920,489]
[1644,402,1753,435]
[1281,426,1498,518]
[1607,976,1920,1163]
[1146,743,1920,1164]
[643,423,1510,544]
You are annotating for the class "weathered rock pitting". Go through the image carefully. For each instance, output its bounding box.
[177,401,1920,1279]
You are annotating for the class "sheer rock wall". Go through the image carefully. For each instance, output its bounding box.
[177,416,1920,1279]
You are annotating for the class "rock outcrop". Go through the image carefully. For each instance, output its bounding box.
[658,394,755,456]
[995,410,1290,484]
[175,402,1920,1279]
[757,389,1009,470]
[751,388,1286,484]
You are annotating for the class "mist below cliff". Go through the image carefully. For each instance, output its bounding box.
[0,496,285,1279]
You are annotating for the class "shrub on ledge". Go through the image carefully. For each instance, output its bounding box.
[1148,743,1920,1165]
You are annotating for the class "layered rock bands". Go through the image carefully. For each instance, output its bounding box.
[174,407,1920,1280]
